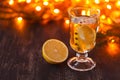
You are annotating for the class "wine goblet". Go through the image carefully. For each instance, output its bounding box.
[67,6,100,71]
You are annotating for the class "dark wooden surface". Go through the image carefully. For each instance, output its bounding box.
[0,20,120,80]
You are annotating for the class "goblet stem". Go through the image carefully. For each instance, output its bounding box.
[76,52,88,58]
[67,52,96,71]
[76,53,88,63]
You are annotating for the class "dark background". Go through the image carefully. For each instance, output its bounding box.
[0,20,120,80]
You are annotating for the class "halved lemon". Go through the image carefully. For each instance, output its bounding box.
[42,39,68,64]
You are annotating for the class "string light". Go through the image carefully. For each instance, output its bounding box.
[54,9,60,14]
[101,15,106,19]
[18,0,26,3]
[107,36,120,56]
[81,10,86,15]
[55,0,64,2]
[95,0,100,4]
[107,42,118,56]
[15,17,24,30]
[65,19,70,24]
[43,1,49,6]
[26,0,31,3]
[87,11,90,16]
[35,0,39,2]
[9,0,14,5]
[86,0,90,4]
[35,6,42,11]
[107,4,112,10]
[107,18,112,24]
[116,0,120,7]
[64,18,70,30]
[76,0,81,2]
[17,17,23,21]
[111,39,115,43]
[1,0,120,26]
[105,0,109,2]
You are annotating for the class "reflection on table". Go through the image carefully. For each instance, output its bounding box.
[0,19,120,80]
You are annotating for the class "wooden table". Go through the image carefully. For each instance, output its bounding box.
[0,20,120,80]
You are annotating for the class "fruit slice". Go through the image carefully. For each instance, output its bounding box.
[42,39,68,64]
[74,24,96,52]
[77,25,96,44]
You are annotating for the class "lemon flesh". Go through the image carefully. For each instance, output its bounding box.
[42,39,68,64]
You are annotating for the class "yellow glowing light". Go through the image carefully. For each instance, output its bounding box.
[95,0,100,4]
[9,0,14,5]
[43,1,49,6]
[17,17,23,21]
[54,9,60,14]
[87,11,90,16]
[76,0,81,2]
[26,0,31,3]
[107,42,119,56]
[35,0,39,2]
[107,18,112,24]
[116,1,120,7]
[35,6,41,11]
[107,4,112,9]
[101,15,106,19]
[55,0,59,2]
[65,19,70,24]
[18,0,26,3]
[55,0,64,2]
[43,0,48,1]
[105,0,109,2]
[86,0,90,4]
[111,39,115,43]
[81,10,86,15]
[15,17,24,30]
[42,14,49,19]
[64,18,70,30]
[106,36,120,56]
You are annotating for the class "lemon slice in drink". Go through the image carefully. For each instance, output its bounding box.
[42,39,68,64]
[74,24,96,52]
[77,25,96,44]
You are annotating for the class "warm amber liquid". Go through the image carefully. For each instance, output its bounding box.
[70,17,97,53]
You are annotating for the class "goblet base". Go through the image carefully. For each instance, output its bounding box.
[67,56,96,71]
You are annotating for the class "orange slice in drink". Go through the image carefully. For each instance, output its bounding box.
[42,39,68,64]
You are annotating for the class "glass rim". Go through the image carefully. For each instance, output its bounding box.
[68,6,100,18]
